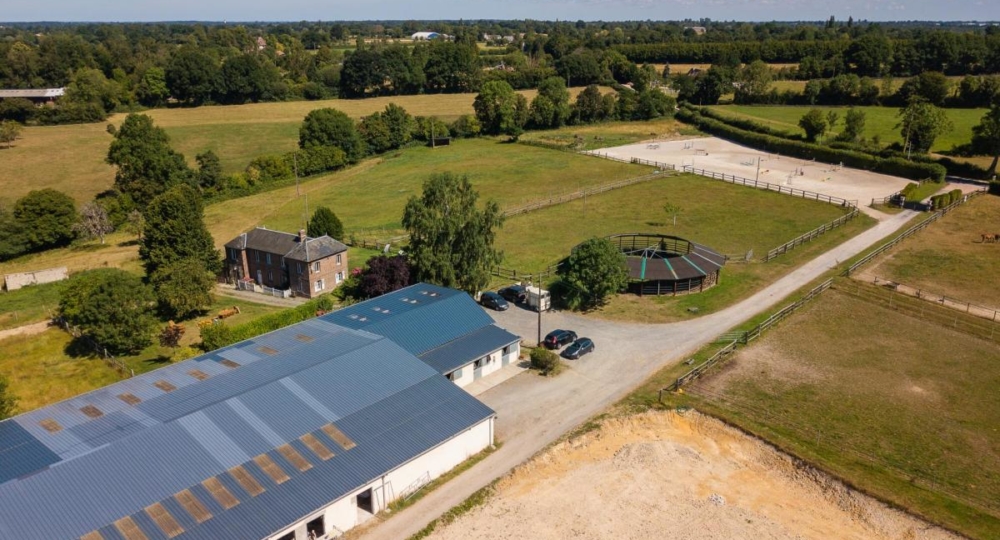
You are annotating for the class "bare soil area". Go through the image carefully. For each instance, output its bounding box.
[427,411,958,540]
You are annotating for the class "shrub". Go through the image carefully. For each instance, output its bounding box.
[247,154,292,183]
[199,297,328,350]
[529,347,561,376]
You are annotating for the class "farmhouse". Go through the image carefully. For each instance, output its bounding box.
[224,227,348,298]
[323,283,521,388]
[0,284,506,540]
[0,87,64,105]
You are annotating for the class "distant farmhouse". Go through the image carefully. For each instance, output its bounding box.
[0,282,518,540]
[224,227,348,299]
[684,26,708,35]
[0,87,64,105]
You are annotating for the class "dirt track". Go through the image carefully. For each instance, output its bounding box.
[428,411,959,540]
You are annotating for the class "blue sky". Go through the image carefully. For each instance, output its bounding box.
[3,0,999,23]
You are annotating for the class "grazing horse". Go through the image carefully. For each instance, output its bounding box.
[984,233,1000,244]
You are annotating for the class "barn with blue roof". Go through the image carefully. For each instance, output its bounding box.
[0,283,517,540]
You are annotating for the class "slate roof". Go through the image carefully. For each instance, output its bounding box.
[0,316,494,540]
[224,227,346,263]
[320,283,516,364]
[418,325,520,375]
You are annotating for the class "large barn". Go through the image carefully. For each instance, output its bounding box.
[0,283,515,540]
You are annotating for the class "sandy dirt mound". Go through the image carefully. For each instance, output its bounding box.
[428,411,959,540]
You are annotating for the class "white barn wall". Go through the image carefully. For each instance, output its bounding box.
[447,343,520,388]
[268,417,494,540]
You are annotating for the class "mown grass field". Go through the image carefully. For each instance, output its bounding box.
[496,173,874,322]
[0,281,62,331]
[686,286,1000,538]
[0,295,281,413]
[519,118,701,150]
[865,194,1000,307]
[0,139,647,280]
[0,88,603,205]
[707,105,986,153]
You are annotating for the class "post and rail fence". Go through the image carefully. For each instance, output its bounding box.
[762,208,860,262]
[53,316,133,378]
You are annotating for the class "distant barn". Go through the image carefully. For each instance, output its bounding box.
[0,87,64,105]
[411,31,443,40]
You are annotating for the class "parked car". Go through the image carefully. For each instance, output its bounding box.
[498,284,527,304]
[543,329,577,349]
[479,291,509,311]
[562,338,595,359]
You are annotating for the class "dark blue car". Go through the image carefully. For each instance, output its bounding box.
[562,338,595,359]
[479,291,509,311]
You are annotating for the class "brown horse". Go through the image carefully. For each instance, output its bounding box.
[983,233,1000,244]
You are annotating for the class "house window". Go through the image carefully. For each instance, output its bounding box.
[230,249,237,261]
[267,271,273,283]
[312,261,321,273]
[336,254,342,265]
[266,253,271,265]
[297,262,303,275]
[281,257,286,269]
[336,271,344,284]
[314,279,325,292]
[254,251,259,263]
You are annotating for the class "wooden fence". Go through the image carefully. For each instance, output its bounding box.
[53,317,133,378]
[492,263,563,283]
[762,208,860,262]
[660,278,833,395]
[871,276,1000,323]
[844,189,986,277]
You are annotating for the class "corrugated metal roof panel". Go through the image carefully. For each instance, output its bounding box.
[0,284,499,540]
[419,324,520,374]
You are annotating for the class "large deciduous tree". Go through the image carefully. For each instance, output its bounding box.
[165,47,219,105]
[107,114,191,208]
[560,237,629,310]
[473,80,529,139]
[899,98,953,154]
[972,101,1000,177]
[299,108,366,160]
[14,189,77,251]
[734,60,773,104]
[151,258,216,320]
[140,184,220,277]
[58,269,157,355]
[307,206,344,240]
[358,255,411,299]
[798,109,828,142]
[402,173,504,294]
[529,76,571,129]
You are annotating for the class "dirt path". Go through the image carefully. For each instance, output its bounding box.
[213,284,306,308]
[357,210,918,540]
[427,411,959,540]
[0,320,52,342]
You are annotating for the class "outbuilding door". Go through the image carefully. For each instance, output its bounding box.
[473,359,483,380]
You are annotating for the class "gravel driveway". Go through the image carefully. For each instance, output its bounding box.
[357,209,916,540]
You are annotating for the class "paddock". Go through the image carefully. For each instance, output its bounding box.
[590,137,913,208]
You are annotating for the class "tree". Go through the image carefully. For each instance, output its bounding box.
[0,120,22,148]
[136,67,169,107]
[847,32,893,77]
[140,184,220,277]
[14,189,77,251]
[165,47,219,105]
[896,71,952,106]
[734,60,772,104]
[573,84,606,123]
[402,173,504,294]
[971,102,1000,177]
[159,322,186,349]
[473,80,529,139]
[124,209,145,241]
[215,54,281,104]
[358,255,411,298]
[826,111,840,131]
[560,237,629,310]
[106,114,191,208]
[798,109,828,142]
[636,89,676,120]
[307,206,344,239]
[0,375,16,420]
[529,347,560,375]
[358,104,414,154]
[530,77,571,128]
[899,98,953,154]
[692,67,728,106]
[196,150,223,190]
[663,201,681,226]
[73,201,114,244]
[839,108,867,142]
[58,269,156,355]
[299,108,365,160]
[151,258,216,320]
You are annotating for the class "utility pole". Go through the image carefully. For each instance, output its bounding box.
[537,303,542,346]
[755,156,761,182]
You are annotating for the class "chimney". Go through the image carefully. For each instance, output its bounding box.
[298,229,306,242]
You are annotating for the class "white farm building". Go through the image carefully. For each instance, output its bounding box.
[0,283,518,539]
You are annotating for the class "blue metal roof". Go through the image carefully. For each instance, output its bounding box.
[321,283,497,356]
[419,325,520,375]
[0,295,496,540]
